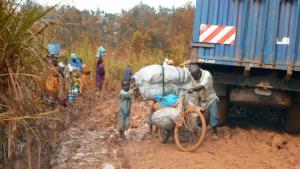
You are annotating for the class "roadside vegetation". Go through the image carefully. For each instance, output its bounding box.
[0,0,195,168]
[0,0,58,168]
[52,3,195,84]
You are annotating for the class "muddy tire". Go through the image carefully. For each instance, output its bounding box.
[285,105,300,133]
[217,97,228,126]
[174,107,206,152]
[229,88,291,108]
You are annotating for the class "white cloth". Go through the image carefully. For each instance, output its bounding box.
[192,69,218,109]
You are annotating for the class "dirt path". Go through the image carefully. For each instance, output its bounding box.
[50,93,300,169]
[124,129,300,169]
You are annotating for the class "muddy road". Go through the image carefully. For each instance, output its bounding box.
[50,92,300,169]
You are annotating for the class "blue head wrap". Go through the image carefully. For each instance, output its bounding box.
[71,53,77,59]
[96,46,106,58]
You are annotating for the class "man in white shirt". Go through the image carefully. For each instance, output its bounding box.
[189,64,219,134]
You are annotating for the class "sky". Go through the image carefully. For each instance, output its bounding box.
[34,0,195,13]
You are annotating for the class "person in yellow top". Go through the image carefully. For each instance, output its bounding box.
[45,59,60,104]
[45,58,68,106]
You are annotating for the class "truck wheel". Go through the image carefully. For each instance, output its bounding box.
[284,105,300,133]
[229,88,291,108]
[217,97,227,126]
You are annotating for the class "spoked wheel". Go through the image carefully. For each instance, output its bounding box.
[174,107,206,152]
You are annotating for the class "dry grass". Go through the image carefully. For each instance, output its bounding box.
[0,1,190,167]
[72,40,187,91]
[0,1,59,168]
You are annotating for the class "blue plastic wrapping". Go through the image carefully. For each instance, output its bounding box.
[47,42,61,57]
[154,94,179,107]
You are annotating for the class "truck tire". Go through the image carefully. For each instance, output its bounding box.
[285,105,300,133]
[229,88,291,108]
[217,97,227,126]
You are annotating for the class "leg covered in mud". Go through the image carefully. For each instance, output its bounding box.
[161,129,172,143]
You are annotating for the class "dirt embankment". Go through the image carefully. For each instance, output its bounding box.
[49,92,300,169]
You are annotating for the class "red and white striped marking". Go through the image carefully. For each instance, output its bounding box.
[199,24,236,45]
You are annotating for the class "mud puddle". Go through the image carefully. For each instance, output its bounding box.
[49,92,149,169]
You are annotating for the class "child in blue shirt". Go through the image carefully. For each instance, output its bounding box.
[117,80,132,138]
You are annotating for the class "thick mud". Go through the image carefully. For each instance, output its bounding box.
[50,93,300,169]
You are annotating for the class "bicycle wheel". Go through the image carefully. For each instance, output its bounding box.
[174,107,206,152]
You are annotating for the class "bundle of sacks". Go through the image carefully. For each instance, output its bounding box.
[133,64,200,130]
[133,64,193,99]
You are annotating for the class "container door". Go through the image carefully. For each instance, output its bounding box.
[273,0,299,70]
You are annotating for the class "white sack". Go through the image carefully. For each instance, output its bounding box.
[133,64,191,85]
[150,107,180,130]
[138,84,180,99]
[133,64,194,99]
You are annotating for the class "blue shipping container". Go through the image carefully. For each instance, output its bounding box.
[193,0,300,71]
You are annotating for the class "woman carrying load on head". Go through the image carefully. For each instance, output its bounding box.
[45,59,60,102]
[67,53,82,94]
[45,43,67,106]
[96,46,106,92]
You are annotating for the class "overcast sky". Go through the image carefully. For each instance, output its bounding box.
[33,0,195,13]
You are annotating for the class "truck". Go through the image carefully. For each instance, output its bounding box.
[191,0,300,132]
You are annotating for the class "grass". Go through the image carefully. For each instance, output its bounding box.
[69,39,188,91]
[0,1,58,167]
[0,1,190,168]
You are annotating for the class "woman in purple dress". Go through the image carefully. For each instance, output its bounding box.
[96,57,105,91]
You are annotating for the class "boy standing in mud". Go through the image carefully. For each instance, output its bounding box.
[117,80,132,138]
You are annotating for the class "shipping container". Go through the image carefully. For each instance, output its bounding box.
[193,0,300,71]
[191,0,300,132]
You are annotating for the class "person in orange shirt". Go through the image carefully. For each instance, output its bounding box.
[45,58,66,106]
[45,59,60,104]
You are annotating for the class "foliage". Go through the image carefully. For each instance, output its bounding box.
[0,1,195,167]
[0,0,56,167]
[50,3,195,81]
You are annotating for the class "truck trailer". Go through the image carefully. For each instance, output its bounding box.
[191,0,300,132]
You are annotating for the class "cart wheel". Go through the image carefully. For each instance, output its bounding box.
[174,107,206,152]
